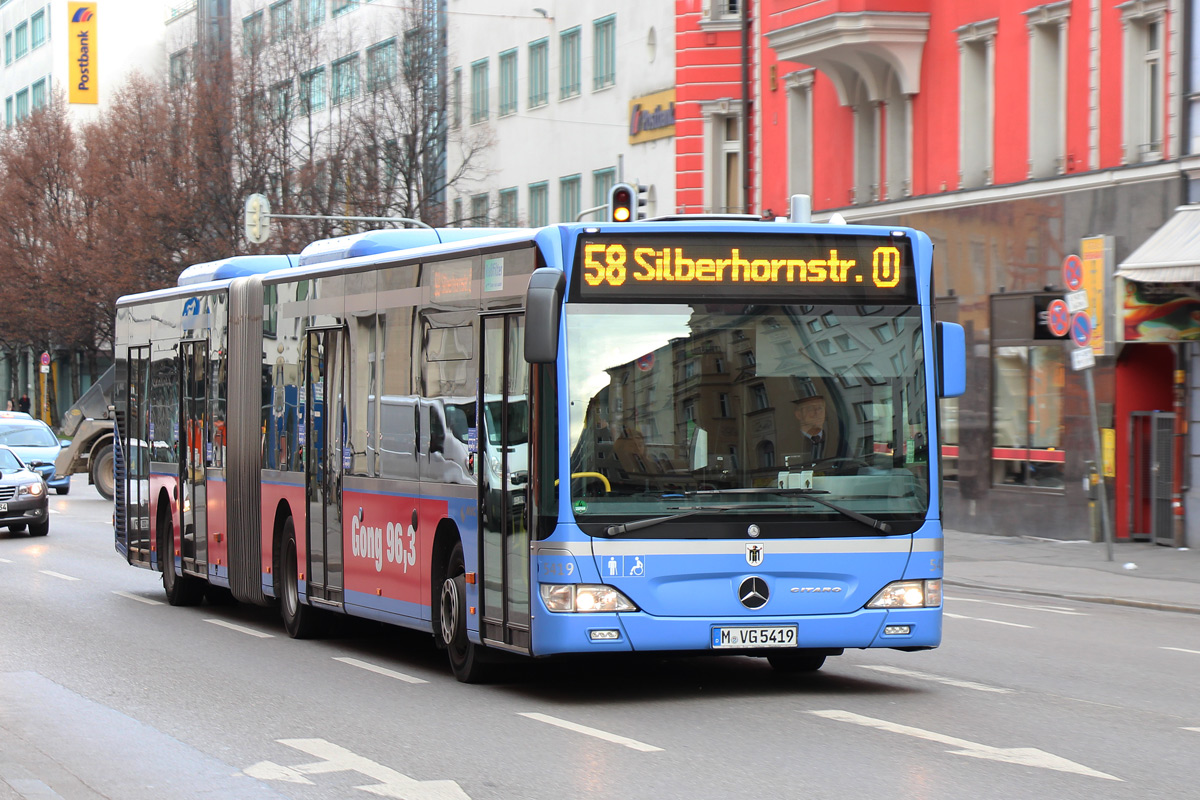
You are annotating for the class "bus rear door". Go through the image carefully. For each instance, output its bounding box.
[180,340,207,578]
[305,328,347,607]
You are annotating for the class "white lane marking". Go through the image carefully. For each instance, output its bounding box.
[519,712,663,753]
[204,618,274,638]
[1185,727,1200,733]
[944,612,1032,628]
[3,776,64,799]
[334,657,427,685]
[0,557,11,563]
[39,570,80,581]
[857,665,1014,694]
[1161,647,1200,655]
[810,710,1121,781]
[113,590,164,606]
[949,596,1086,615]
[245,738,470,798]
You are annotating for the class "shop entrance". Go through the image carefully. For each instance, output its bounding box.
[1127,411,1175,544]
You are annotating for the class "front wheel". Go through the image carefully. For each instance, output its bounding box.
[160,505,204,606]
[439,542,493,683]
[92,444,115,501]
[280,517,322,638]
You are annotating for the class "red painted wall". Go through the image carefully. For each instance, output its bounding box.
[1113,344,1175,539]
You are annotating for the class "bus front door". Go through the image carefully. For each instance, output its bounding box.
[479,314,531,653]
[180,340,207,576]
[305,328,346,606]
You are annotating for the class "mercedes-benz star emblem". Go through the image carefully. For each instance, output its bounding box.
[739,576,769,609]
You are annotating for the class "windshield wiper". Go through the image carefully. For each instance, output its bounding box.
[686,488,893,534]
[600,503,796,537]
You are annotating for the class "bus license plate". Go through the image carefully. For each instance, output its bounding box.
[711,625,797,649]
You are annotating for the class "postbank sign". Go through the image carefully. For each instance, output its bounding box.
[628,88,675,144]
[69,3,98,105]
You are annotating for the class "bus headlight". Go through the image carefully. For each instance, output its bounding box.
[540,584,638,613]
[866,579,941,609]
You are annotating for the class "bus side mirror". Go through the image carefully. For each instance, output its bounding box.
[936,321,966,398]
[525,268,565,364]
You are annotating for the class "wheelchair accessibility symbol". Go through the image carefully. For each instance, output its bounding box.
[605,555,646,577]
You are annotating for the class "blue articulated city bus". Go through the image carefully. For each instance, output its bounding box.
[112,215,965,683]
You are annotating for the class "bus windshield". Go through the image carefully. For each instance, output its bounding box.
[565,302,930,529]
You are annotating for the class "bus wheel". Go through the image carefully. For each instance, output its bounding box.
[767,651,828,673]
[280,517,321,638]
[439,542,491,683]
[92,444,115,501]
[160,506,203,606]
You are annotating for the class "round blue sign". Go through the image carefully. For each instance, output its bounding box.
[1070,311,1092,347]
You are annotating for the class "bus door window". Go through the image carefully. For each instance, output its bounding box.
[304,328,346,603]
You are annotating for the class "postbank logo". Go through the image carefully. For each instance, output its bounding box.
[69,3,98,105]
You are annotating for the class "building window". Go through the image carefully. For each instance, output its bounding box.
[757,440,775,469]
[471,58,489,123]
[301,66,326,112]
[528,38,548,108]
[451,197,462,226]
[4,32,9,65]
[499,49,518,116]
[498,187,519,227]
[559,174,581,222]
[957,19,997,188]
[450,67,462,128]
[592,167,615,213]
[242,11,264,58]
[752,384,769,410]
[528,181,549,226]
[31,78,45,110]
[332,54,359,104]
[702,106,743,213]
[14,21,27,59]
[470,193,489,226]
[301,0,324,31]
[785,70,815,200]
[4,96,11,127]
[1025,2,1070,178]
[332,0,357,17]
[992,345,1066,489]
[170,49,190,89]
[270,80,292,121]
[719,393,732,417]
[270,0,293,42]
[560,26,581,99]
[30,9,45,49]
[15,88,28,121]
[593,15,616,90]
[1122,1,1167,163]
[367,39,397,91]
[707,0,740,24]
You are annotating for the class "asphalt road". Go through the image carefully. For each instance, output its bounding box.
[2,476,1197,799]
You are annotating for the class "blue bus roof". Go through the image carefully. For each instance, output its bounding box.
[177,255,299,286]
[297,227,524,267]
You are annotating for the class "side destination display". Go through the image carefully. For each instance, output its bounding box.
[574,233,917,302]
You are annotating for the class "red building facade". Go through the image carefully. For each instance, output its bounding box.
[676,0,1200,547]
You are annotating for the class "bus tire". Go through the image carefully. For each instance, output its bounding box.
[439,542,492,683]
[91,444,115,501]
[160,505,204,606]
[767,651,828,673]
[280,517,321,639]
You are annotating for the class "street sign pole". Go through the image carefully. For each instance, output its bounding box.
[1085,369,1114,561]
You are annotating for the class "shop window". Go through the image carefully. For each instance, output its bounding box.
[992,345,1066,488]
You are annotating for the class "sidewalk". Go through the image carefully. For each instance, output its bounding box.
[944,529,1200,614]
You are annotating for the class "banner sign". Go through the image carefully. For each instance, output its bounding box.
[628,89,676,145]
[69,3,98,105]
[1121,281,1200,342]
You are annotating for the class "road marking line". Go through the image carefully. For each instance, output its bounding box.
[857,665,1013,694]
[944,612,1032,628]
[113,590,164,606]
[204,618,274,638]
[1161,647,1200,655]
[246,738,471,798]
[519,712,663,752]
[949,596,1086,615]
[0,557,11,563]
[333,657,427,684]
[1184,727,1200,733]
[809,710,1120,781]
[39,570,80,581]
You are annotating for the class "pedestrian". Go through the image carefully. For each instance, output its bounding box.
[4,399,12,411]
[17,394,30,414]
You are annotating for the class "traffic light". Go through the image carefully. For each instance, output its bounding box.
[633,183,648,220]
[608,182,635,222]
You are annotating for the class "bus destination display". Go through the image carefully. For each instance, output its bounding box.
[575,233,918,302]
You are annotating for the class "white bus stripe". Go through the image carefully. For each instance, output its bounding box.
[40,570,80,581]
[113,590,164,606]
[944,612,1032,628]
[519,712,663,752]
[857,665,1013,693]
[333,657,427,684]
[204,619,274,638]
